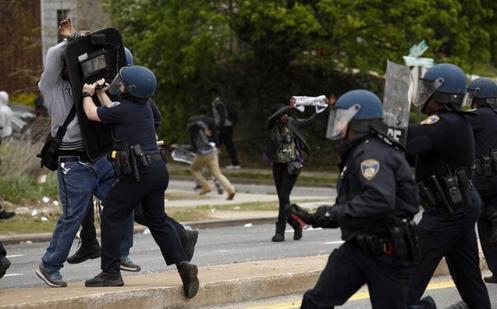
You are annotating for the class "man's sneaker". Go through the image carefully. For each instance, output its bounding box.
[0,256,11,279]
[182,230,199,261]
[85,271,124,287]
[484,275,497,284]
[67,242,101,264]
[35,263,67,287]
[178,261,199,299]
[199,187,211,196]
[120,256,141,272]
[226,191,236,200]
[226,165,241,170]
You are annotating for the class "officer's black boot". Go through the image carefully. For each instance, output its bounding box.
[177,261,199,298]
[85,271,124,287]
[0,256,11,279]
[271,221,286,242]
[181,229,199,261]
[287,218,302,240]
[67,241,101,264]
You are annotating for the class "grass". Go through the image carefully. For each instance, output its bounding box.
[0,174,59,204]
[0,201,320,235]
[167,162,337,187]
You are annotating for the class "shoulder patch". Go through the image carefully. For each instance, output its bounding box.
[360,159,380,180]
[110,101,121,108]
[420,115,440,125]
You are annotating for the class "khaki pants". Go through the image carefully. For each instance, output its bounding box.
[191,151,234,194]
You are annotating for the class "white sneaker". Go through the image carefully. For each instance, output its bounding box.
[226,165,241,170]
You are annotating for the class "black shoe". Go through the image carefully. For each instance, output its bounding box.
[182,230,199,261]
[0,210,15,220]
[288,218,303,240]
[67,242,101,264]
[35,263,67,287]
[120,256,141,272]
[178,262,199,298]
[271,233,284,242]
[85,271,124,287]
[0,256,11,279]
[484,275,497,284]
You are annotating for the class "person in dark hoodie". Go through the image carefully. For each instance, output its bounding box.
[266,97,328,242]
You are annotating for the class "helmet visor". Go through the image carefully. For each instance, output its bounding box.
[413,77,444,107]
[326,104,361,140]
[108,73,124,96]
[462,86,478,108]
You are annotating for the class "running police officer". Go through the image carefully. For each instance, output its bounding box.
[292,90,436,309]
[464,77,497,284]
[81,65,199,299]
[406,64,490,308]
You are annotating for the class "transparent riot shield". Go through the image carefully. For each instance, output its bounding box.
[383,60,412,145]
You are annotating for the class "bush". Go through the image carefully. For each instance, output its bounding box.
[0,139,58,204]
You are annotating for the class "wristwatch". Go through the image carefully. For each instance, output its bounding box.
[82,92,93,98]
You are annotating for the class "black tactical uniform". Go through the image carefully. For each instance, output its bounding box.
[406,110,491,308]
[465,105,497,281]
[301,134,426,309]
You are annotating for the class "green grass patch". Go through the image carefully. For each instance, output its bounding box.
[0,174,59,204]
[0,213,59,235]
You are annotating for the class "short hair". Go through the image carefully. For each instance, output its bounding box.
[197,104,208,114]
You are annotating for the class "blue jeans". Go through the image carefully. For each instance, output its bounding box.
[42,156,115,272]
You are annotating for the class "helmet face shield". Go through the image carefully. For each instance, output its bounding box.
[413,77,445,107]
[326,104,361,140]
[108,73,124,96]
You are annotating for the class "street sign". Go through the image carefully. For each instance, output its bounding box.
[403,56,434,68]
[409,40,429,57]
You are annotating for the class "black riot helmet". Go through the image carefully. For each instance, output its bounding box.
[466,77,497,108]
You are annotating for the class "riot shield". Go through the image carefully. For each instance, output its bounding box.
[64,28,126,161]
[383,60,412,146]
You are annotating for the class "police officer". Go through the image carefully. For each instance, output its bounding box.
[81,65,199,299]
[405,64,490,308]
[292,90,435,309]
[464,77,497,284]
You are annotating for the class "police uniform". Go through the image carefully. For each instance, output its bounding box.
[405,110,491,308]
[301,135,424,309]
[96,97,187,274]
[465,105,497,279]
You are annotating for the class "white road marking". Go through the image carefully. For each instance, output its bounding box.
[6,254,23,258]
[324,241,344,245]
[3,273,23,277]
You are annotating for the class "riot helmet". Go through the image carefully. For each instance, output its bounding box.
[413,63,466,112]
[326,89,383,140]
[108,65,156,100]
[466,77,497,107]
[124,47,133,66]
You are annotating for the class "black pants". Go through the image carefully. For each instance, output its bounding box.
[79,200,187,245]
[407,191,490,309]
[0,241,6,257]
[101,161,187,273]
[478,194,497,276]
[301,241,434,309]
[272,162,299,224]
[218,126,239,165]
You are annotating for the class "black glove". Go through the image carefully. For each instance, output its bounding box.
[313,205,339,229]
[291,204,314,224]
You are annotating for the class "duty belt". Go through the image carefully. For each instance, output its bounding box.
[417,169,472,213]
[355,219,419,260]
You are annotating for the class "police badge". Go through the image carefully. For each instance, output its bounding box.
[360,159,380,180]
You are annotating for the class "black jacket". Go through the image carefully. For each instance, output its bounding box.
[331,136,419,240]
[265,106,320,159]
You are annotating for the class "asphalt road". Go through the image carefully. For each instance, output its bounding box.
[0,223,342,289]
